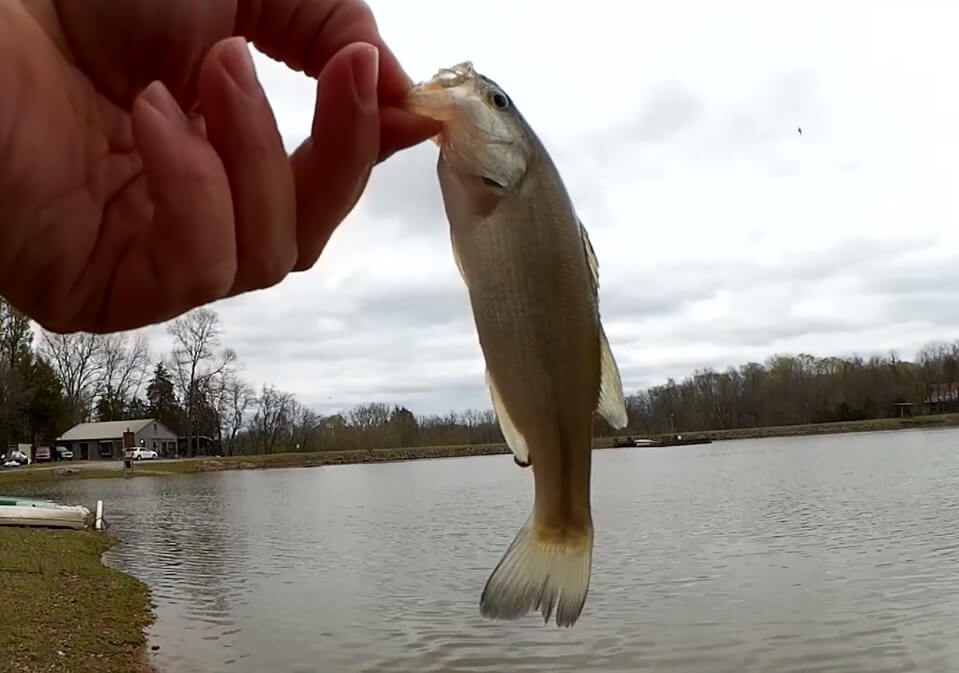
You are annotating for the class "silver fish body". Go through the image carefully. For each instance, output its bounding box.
[405,62,628,627]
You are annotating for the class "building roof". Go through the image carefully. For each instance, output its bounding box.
[58,418,159,442]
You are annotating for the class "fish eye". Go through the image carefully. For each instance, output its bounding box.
[490,91,510,110]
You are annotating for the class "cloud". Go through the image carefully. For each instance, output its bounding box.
[633,82,705,144]
[120,1,959,418]
[360,144,445,233]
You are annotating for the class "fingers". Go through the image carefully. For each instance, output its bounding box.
[129,33,383,319]
[240,0,440,158]
[198,37,297,295]
[378,105,442,163]
[289,42,381,271]
[129,79,237,318]
[238,0,410,101]
[53,0,236,107]
[128,1,432,301]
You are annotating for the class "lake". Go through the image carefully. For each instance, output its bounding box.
[16,428,959,673]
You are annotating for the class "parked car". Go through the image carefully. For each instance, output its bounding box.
[54,445,74,461]
[33,446,52,462]
[2,449,29,467]
[128,447,159,460]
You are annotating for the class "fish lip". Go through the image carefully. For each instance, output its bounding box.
[403,81,459,122]
[434,61,476,84]
[402,61,477,121]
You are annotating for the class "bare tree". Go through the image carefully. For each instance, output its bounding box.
[289,399,322,452]
[250,384,295,454]
[95,332,151,419]
[39,332,104,424]
[218,373,254,455]
[0,300,32,368]
[167,308,236,455]
[346,402,391,448]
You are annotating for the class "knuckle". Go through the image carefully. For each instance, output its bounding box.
[242,244,297,291]
[187,259,235,303]
[349,0,376,28]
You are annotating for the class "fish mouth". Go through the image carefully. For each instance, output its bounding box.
[403,61,476,122]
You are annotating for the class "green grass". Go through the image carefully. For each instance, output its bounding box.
[0,469,124,486]
[0,461,215,486]
[0,528,154,673]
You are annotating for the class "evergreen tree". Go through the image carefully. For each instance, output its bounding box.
[146,362,185,434]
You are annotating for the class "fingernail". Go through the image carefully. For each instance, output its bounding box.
[141,80,187,128]
[222,37,260,96]
[351,43,380,107]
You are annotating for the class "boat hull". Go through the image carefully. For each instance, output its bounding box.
[0,504,90,529]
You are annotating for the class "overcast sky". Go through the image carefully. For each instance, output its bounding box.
[139,0,959,417]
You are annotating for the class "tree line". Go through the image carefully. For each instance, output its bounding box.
[624,347,957,436]
[1,296,956,455]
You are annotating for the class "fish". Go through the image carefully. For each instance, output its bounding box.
[403,61,629,627]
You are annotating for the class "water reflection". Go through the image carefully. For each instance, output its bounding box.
[16,428,959,673]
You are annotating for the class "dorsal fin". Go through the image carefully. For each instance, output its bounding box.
[579,218,628,429]
[579,219,600,300]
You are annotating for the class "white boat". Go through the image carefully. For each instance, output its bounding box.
[0,499,90,529]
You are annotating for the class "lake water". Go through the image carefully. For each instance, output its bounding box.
[15,428,959,673]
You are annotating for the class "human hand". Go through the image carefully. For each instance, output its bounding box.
[0,0,439,333]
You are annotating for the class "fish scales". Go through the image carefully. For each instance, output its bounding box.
[404,61,629,627]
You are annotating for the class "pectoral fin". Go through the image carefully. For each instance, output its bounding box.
[487,371,531,467]
[597,327,628,429]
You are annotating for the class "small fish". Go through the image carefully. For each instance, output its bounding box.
[404,62,629,627]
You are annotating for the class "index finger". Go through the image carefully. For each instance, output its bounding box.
[235,0,412,104]
[236,0,440,160]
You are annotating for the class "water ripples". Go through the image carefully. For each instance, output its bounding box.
[15,428,959,672]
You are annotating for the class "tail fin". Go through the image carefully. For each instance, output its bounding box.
[479,513,593,627]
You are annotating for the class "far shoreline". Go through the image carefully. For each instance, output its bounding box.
[3,412,958,487]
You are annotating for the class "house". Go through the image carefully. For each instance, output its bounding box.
[56,418,178,460]
[177,435,216,457]
[924,382,959,414]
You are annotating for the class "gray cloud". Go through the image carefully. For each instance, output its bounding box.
[882,293,959,327]
[349,282,470,330]
[697,316,878,349]
[634,82,705,143]
[362,144,446,232]
[722,70,819,148]
[866,256,959,296]
[201,226,958,418]
[555,69,824,191]
[140,26,959,418]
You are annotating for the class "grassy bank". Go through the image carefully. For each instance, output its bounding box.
[3,413,959,487]
[0,443,514,486]
[0,528,153,673]
[621,412,959,443]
